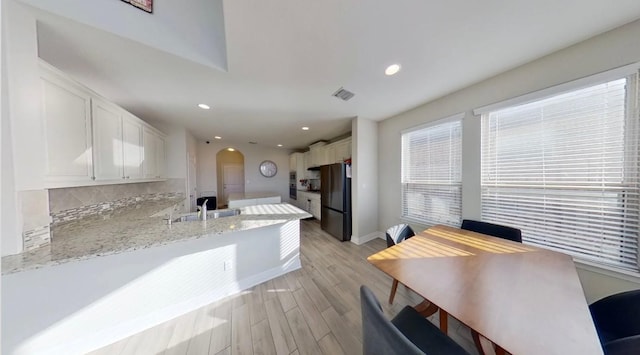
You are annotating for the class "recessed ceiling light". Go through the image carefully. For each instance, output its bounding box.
[302,127,310,131]
[214,136,222,140]
[198,104,210,110]
[277,144,283,147]
[385,64,401,76]
[227,148,235,152]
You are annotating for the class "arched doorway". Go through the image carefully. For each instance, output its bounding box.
[216,148,245,208]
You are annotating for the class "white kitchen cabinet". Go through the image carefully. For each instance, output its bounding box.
[122,114,144,179]
[142,127,166,179]
[309,194,321,220]
[41,68,94,183]
[40,60,165,187]
[309,141,327,167]
[334,137,351,163]
[155,134,166,178]
[323,145,335,165]
[92,98,124,180]
[303,151,311,177]
[289,154,296,172]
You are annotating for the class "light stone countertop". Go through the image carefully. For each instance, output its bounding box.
[227,191,281,200]
[2,199,311,275]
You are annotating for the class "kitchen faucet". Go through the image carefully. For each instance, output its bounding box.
[198,199,209,221]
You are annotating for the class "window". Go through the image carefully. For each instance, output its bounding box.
[401,114,463,226]
[480,71,639,272]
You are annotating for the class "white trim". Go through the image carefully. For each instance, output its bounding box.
[473,62,640,116]
[400,112,465,134]
[574,258,640,284]
[350,231,384,245]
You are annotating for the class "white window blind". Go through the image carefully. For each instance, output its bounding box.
[481,75,640,272]
[402,116,462,227]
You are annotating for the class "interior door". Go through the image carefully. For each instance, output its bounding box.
[223,163,244,206]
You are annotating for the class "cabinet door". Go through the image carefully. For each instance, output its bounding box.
[143,128,158,178]
[334,141,349,163]
[324,145,336,165]
[289,154,296,172]
[310,198,321,220]
[155,135,166,178]
[122,114,143,179]
[92,99,123,180]
[41,76,93,182]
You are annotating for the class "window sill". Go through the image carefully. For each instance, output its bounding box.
[573,259,640,284]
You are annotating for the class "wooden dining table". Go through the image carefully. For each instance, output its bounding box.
[367,225,603,355]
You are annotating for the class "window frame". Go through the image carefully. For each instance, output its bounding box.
[476,64,640,274]
[400,113,464,227]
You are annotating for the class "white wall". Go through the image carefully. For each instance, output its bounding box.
[197,141,290,203]
[351,117,379,244]
[378,19,640,300]
[19,0,227,70]
[2,0,44,255]
[2,220,301,354]
[5,0,45,191]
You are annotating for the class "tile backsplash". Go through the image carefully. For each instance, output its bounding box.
[49,179,186,226]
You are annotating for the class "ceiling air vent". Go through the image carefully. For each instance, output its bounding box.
[332,87,355,101]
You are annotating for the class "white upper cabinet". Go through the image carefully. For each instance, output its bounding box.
[122,113,144,179]
[143,127,166,179]
[39,60,165,187]
[41,69,93,182]
[334,137,351,163]
[92,98,124,180]
[155,134,166,178]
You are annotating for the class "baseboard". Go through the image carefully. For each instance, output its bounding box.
[350,231,383,245]
[55,257,302,355]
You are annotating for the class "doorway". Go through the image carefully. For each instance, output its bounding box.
[216,149,245,207]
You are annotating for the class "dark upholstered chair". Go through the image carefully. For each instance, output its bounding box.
[385,224,415,304]
[460,219,522,243]
[360,285,469,355]
[589,289,640,355]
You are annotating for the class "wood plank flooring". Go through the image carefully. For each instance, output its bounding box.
[89,220,479,355]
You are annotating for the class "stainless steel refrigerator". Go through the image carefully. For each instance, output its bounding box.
[320,163,352,241]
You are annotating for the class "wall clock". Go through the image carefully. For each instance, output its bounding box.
[259,160,278,178]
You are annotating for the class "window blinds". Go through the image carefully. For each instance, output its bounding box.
[481,76,639,272]
[402,117,462,227]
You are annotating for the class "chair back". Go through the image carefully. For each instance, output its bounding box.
[461,219,522,243]
[360,286,425,355]
[386,224,415,248]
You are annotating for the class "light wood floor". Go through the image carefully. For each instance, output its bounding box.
[89,220,479,355]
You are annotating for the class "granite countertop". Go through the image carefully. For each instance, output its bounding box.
[298,189,321,194]
[227,191,281,200]
[2,199,311,275]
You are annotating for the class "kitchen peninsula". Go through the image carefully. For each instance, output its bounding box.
[227,191,281,208]
[2,199,310,355]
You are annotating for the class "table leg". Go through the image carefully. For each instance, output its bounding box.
[413,300,439,317]
[439,309,448,334]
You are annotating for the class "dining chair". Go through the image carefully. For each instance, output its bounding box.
[460,219,522,355]
[589,289,640,355]
[460,219,522,243]
[386,224,415,304]
[360,285,470,355]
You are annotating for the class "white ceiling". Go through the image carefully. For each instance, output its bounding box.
[30,0,640,150]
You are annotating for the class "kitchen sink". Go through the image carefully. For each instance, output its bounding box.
[172,209,241,223]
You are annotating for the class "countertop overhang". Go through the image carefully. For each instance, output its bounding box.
[2,199,311,275]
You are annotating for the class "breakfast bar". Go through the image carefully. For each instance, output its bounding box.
[2,199,310,355]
